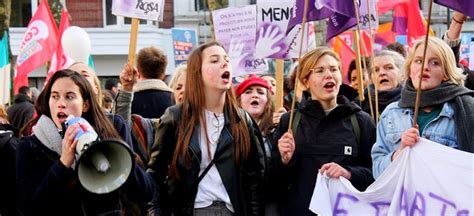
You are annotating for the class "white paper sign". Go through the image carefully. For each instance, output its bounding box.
[112,0,165,21]
[350,0,378,30]
[310,138,474,215]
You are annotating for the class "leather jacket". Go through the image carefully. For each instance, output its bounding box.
[147,104,264,216]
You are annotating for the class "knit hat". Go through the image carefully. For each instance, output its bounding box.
[235,75,273,96]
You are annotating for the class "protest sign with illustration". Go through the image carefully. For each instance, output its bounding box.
[172,28,198,66]
[212,5,268,75]
[256,0,315,59]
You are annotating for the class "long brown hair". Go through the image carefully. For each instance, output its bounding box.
[170,42,250,179]
[33,69,120,140]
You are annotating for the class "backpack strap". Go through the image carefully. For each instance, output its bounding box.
[350,113,360,146]
[291,110,302,135]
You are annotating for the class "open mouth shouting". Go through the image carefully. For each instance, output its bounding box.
[57,112,69,124]
[323,81,336,92]
[221,71,231,84]
[250,99,260,107]
[379,78,390,85]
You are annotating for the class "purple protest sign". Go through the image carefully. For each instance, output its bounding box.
[212,5,268,75]
[256,0,316,59]
[112,0,165,21]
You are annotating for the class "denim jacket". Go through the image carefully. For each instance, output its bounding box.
[371,101,458,179]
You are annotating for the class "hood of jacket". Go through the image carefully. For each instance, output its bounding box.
[133,79,173,93]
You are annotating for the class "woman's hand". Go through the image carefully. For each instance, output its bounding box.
[60,124,80,168]
[119,64,137,92]
[319,162,351,179]
[272,107,286,126]
[392,125,419,161]
[278,132,295,165]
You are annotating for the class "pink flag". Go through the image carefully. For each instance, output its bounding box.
[14,0,58,93]
[47,8,73,81]
[377,0,410,15]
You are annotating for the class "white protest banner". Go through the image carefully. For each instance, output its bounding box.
[350,0,378,31]
[310,138,474,215]
[212,5,268,75]
[256,0,316,59]
[112,0,165,21]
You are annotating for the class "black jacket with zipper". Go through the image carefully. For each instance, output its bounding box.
[147,104,264,216]
[272,96,376,216]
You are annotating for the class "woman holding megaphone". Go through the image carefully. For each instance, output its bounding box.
[16,69,154,215]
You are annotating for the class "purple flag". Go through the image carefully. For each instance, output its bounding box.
[434,0,474,18]
[326,13,357,42]
[287,0,357,41]
[287,0,333,33]
[322,0,356,17]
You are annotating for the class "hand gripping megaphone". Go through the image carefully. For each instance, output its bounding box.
[65,115,134,194]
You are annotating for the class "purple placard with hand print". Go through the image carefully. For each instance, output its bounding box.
[256,0,315,59]
[212,5,268,76]
[112,0,165,21]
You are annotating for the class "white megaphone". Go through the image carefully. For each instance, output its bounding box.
[65,115,134,194]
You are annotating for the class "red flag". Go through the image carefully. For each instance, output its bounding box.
[14,0,58,93]
[392,1,426,47]
[360,31,373,57]
[406,0,426,47]
[377,0,410,15]
[47,8,73,81]
[332,34,355,84]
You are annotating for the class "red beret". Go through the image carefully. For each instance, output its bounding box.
[235,75,273,97]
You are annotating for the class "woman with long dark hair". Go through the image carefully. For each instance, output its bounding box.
[16,69,153,215]
[141,42,264,215]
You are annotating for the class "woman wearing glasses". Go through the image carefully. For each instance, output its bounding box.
[273,47,376,216]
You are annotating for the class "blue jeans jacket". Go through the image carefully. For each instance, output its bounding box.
[371,101,458,179]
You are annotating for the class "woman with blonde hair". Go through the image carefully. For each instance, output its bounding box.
[168,64,187,104]
[274,47,375,216]
[372,36,474,179]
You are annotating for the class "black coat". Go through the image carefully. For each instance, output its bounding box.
[147,104,264,216]
[16,116,154,216]
[132,90,174,119]
[272,96,376,216]
[7,94,34,130]
[0,124,19,216]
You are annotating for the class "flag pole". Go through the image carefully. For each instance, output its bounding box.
[365,0,379,125]
[287,0,309,134]
[352,0,365,102]
[413,0,434,126]
[355,28,375,120]
[207,0,216,40]
[275,59,285,110]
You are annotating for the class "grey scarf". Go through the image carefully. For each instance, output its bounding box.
[399,80,471,108]
[400,80,474,153]
[32,115,63,156]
